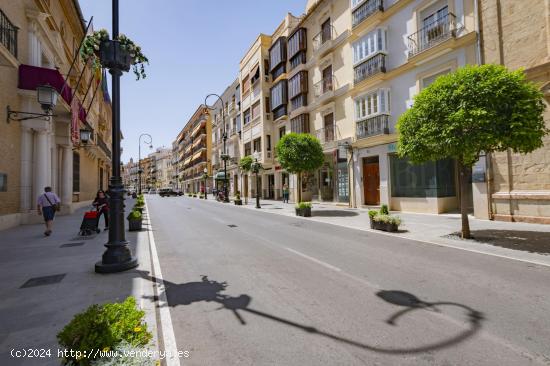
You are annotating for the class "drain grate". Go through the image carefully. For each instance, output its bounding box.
[60,242,85,248]
[228,224,238,228]
[20,274,66,289]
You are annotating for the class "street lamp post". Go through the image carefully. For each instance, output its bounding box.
[138,133,152,195]
[203,168,208,200]
[205,94,229,203]
[252,152,262,209]
[95,0,137,273]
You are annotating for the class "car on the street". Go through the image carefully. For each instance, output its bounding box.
[159,188,182,197]
[148,189,157,194]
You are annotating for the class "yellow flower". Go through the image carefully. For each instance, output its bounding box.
[133,326,142,332]
[102,347,110,353]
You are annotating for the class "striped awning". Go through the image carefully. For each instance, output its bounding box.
[192,151,202,161]
[183,157,191,166]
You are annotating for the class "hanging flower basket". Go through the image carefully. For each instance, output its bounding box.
[80,29,148,80]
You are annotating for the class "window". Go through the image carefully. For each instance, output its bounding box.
[245,142,251,156]
[354,89,390,121]
[253,138,261,152]
[267,135,272,151]
[288,28,307,60]
[242,75,250,96]
[321,18,332,43]
[250,63,260,85]
[269,37,286,72]
[244,108,251,125]
[270,80,288,110]
[236,114,241,132]
[291,114,310,133]
[251,101,261,120]
[265,97,271,113]
[352,28,387,65]
[0,173,6,192]
[390,155,456,197]
[422,69,451,88]
[279,126,286,139]
[73,152,80,192]
[289,71,308,98]
[323,113,335,142]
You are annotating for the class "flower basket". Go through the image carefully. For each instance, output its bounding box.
[128,218,142,231]
[99,40,132,72]
[234,199,242,205]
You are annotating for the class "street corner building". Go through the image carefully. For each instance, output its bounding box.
[0,0,114,230]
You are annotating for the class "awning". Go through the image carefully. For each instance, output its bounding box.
[214,172,229,180]
[192,151,202,161]
[249,63,260,81]
[183,157,191,166]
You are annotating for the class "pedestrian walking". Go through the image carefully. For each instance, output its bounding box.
[282,184,289,203]
[37,186,60,236]
[93,190,109,230]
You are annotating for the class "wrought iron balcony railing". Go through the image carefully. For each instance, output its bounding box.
[312,25,335,51]
[315,125,335,144]
[356,114,389,139]
[354,53,386,84]
[313,75,335,98]
[407,13,456,57]
[352,0,383,28]
[0,9,18,58]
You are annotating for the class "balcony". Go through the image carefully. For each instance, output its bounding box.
[315,125,336,145]
[314,75,335,98]
[407,13,457,58]
[354,53,386,84]
[356,114,389,139]
[352,0,384,28]
[0,9,18,60]
[312,25,335,52]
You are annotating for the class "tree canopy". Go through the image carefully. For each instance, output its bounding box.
[397,64,547,167]
[239,155,253,172]
[275,133,325,174]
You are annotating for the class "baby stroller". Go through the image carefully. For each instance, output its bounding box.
[79,208,101,236]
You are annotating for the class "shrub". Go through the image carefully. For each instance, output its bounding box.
[90,341,156,366]
[235,191,241,200]
[368,210,378,220]
[373,214,401,226]
[380,204,389,215]
[295,201,312,209]
[127,210,142,221]
[57,297,152,366]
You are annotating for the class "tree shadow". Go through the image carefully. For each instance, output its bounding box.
[313,210,359,217]
[136,272,484,355]
[447,229,550,255]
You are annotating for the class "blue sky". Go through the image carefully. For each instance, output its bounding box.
[79,0,305,163]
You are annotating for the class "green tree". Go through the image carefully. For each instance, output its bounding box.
[397,64,547,238]
[276,133,325,202]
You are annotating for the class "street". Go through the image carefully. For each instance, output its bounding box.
[145,195,550,366]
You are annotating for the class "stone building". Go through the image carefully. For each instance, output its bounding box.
[0,0,112,230]
[474,0,550,224]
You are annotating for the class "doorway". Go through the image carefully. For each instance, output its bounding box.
[233,175,238,196]
[268,174,275,199]
[244,174,249,198]
[363,156,380,205]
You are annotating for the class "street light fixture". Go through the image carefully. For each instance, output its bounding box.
[7,84,58,123]
[205,94,229,203]
[138,133,153,195]
[79,129,93,144]
[251,151,262,209]
[203,167,208,200]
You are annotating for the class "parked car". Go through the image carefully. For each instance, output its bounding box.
[159,188,182,197]
[148,189,157,194]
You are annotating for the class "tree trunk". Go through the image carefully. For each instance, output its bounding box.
[458,161,472,239]
[297,173,302,203]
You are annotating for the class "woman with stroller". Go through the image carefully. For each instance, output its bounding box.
[93,190,109,231]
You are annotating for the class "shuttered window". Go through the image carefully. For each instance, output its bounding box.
[289,71,308,98]
[270,80,288,110]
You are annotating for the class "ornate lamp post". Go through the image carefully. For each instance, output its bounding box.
[137,133,152,195]
[203,168,208,200]
[95,0,137,273]
[251,151,262,209]
[205,94,229,203]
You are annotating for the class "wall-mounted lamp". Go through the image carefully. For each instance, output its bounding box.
[80,129,93,144]
[7,84,58,123]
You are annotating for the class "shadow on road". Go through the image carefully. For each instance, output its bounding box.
[137,272,484,355]
[312,210,359,217]
[447,230,550,255]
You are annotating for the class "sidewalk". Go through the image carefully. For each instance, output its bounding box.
[0,201,158,366]
[213,197,550,267]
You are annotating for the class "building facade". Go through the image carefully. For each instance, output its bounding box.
[475,0,550,223]
[0,0,113,230]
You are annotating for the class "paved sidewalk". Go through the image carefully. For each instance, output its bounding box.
[206,197,550,267]
[0,201,158,366]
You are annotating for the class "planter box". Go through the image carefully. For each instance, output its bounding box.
[128,218,142,231]
[295,207,312,217]
[372,220,398,232]
[234,199,242,205]
[100,40,132,71]
[134,207,144,213]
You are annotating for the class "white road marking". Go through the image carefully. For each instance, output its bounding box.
[146,200,181,366]
[285,247,342,272]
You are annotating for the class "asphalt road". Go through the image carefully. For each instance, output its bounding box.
[145,195,550,366]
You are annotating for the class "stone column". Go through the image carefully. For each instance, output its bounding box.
[20,127,33,211]
[61,145,73,207]
[33,130,49,201]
